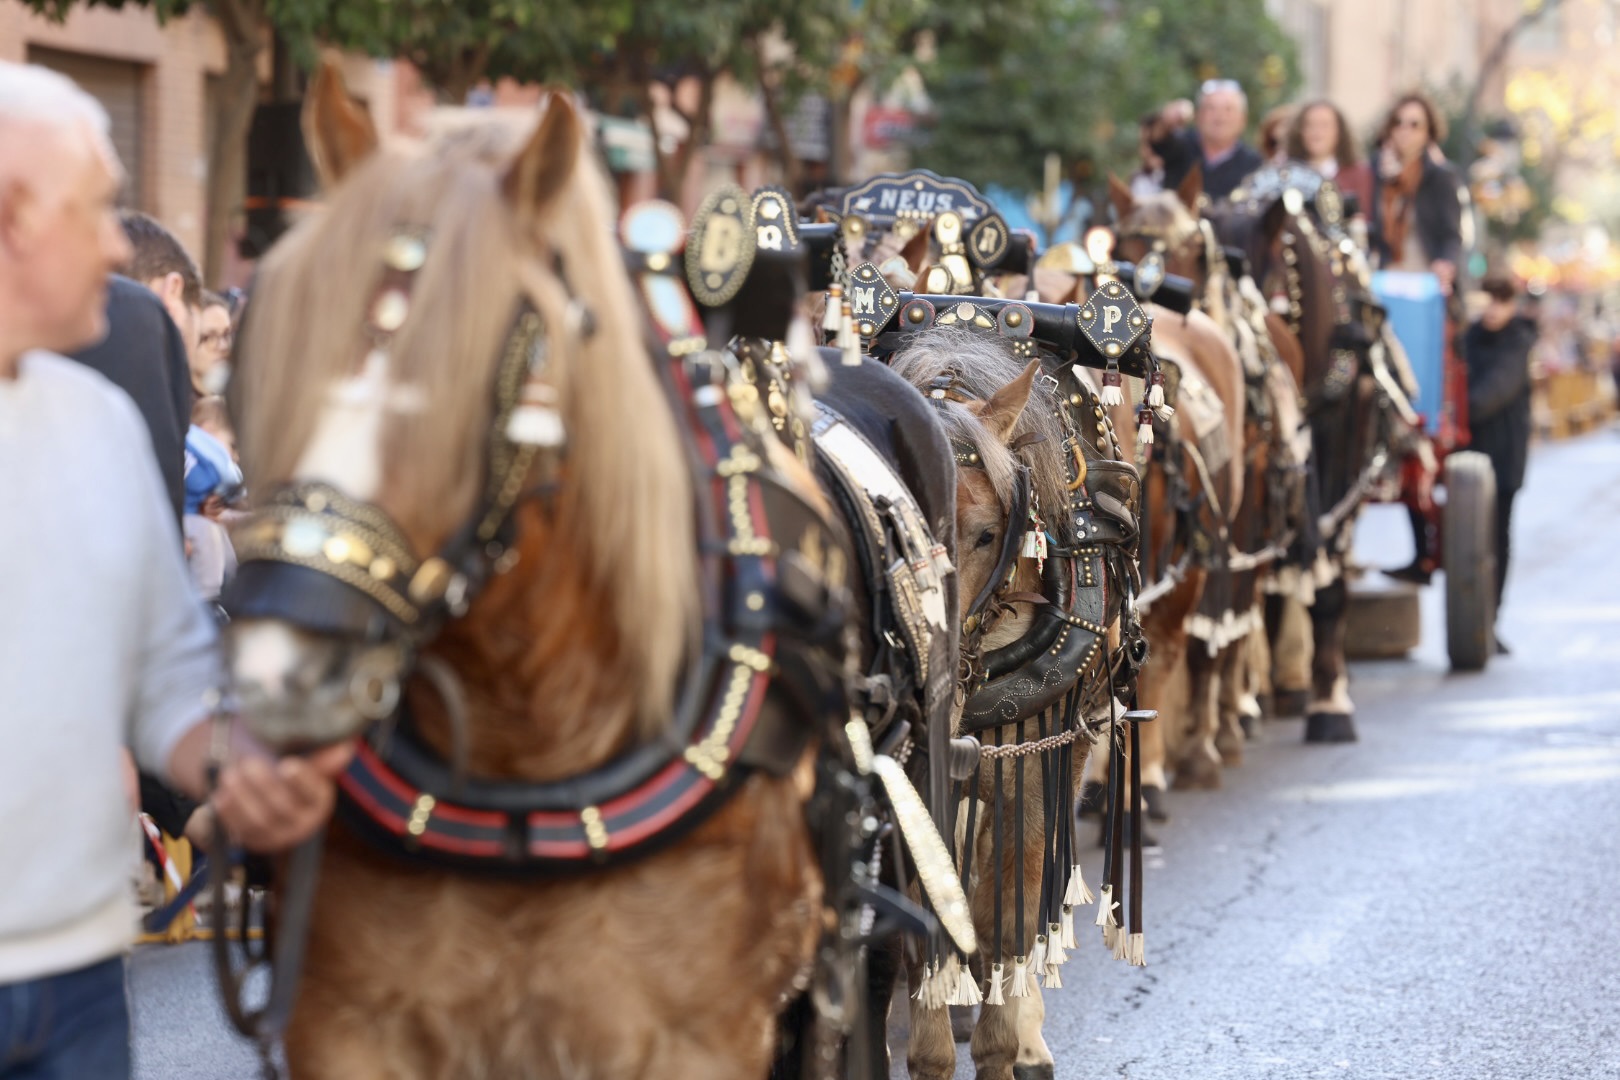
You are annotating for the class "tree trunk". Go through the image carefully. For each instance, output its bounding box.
[1459,0,1562,169]
[668,70,715,203]
[754,39,803,194]
[203,0,266,286]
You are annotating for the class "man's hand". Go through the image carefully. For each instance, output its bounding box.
[212,742,354,852]
[1431,259,1457,296]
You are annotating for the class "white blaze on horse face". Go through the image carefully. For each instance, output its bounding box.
[230,620,315,701]
[293,349,427,501]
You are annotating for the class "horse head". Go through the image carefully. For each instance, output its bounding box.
[1109,165,1210,293]
[226,61,696,767]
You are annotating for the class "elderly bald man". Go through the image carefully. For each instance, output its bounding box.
[0,61,350,1078]
[1152,78,1265,202]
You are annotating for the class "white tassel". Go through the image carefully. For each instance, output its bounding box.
[838,300,861,367]
[1061,906,1079,950]
[1138,409,1154,446]
[1045,923,1068,967]
[1009,956,1030,998]
[1148,380,1165,408]
[822,284,844,334]
[1154,402,1176,423]
[1128,932,1146,967]
[912,962,932,1003]
[1102,921,1118,952]
[1029,934,1047,972]
[1041,962,1063,989]
[986,963,1006,1006]
[955,965,984,1006]
[1095,884,1116,928]
[1112,926,1130,961]
[1065,865,1095,907]
[1100,373,1124,406]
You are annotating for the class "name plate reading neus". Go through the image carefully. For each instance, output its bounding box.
[750,186,799,254]
[685,184,756,309]
[1077,281,1149,361]
[838,169,993,226]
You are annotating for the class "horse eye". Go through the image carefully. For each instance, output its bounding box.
[976,527,998,549]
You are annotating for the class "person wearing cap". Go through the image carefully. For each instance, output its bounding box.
[0,61,349,1078]
[1152,79,1266,202]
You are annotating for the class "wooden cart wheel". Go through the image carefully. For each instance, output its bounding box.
[1442,451,1497,671]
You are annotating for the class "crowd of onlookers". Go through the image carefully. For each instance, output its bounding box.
[1132,80,1534,651]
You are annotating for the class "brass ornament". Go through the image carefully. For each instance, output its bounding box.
[684,184,756,308]
[870,754,977,955]
[1077,282,1148,357]
[848,262,898,338]
[383,232,428,273]
[372,289,410,333]
[968,212,1011,268]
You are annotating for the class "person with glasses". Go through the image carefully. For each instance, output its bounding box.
[195,289,233,395]
[1151,78,1265,202]
[1373,91,1470,587]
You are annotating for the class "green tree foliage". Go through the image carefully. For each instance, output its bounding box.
[913,0,1300,193]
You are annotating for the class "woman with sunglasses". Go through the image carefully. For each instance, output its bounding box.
[1373,92,1470,587]
[1371,92,1465,295]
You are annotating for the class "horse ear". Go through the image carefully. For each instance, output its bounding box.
[502,90,581,227]
[900,221,931,275]
[1175,163,1203,214]
[302,55,379,190]
[1107,173,1135,222]
[975,359,1041,443]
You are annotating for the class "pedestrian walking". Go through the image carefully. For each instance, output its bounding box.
[1462,275,1535,654]
[0,61,348,1080]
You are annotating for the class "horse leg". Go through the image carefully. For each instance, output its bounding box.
[906,951,958,1080]
[970,793,1055,1080]
[1214,637,1248,766]
[1305,575,1357,742]
[863,934,903,1078]
[1266,592,1313,717]
[1173,639,1224,789]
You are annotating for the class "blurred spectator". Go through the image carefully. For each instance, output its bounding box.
[1153,79,1264,201]
[118,209,204,359]
[1462,275,1535,653]
[1286,99,1373,220]
[1130,112,1167,199]
[1258,104,1296,164]
[194,290,233,395]
[183,394,241,606]
[1370,92,1464,296]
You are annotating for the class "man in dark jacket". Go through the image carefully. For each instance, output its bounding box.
[1463,275,1535,654]
[68,275,192,524]
[1152,80,1265,202]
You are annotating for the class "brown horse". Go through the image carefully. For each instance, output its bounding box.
[225,72,833,1079]
[1110,172,1312,777]
[888,328,1125,1080]
[1205,172,1384,744]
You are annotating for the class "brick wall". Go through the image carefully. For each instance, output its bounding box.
[2,1,395,284]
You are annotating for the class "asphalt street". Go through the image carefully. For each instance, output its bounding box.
[133,430,1620,1079]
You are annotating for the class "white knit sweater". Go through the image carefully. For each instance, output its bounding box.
[0,351,219,983]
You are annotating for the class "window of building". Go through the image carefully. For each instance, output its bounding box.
[26,46,147,209]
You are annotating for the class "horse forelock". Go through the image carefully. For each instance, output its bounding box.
[888,327,1076,544]
[1118,192,1201,253]
[234,107,697,740]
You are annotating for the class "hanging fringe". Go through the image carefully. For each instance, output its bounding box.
[1041,962,1063,990]
[1128,933,1146,967]
[1045,922,1068,967]
[1060,905,1079,950]
[1065,865,1094,907]
[838,299,861,366]
[953,964,984,1007]
[1111,925,1130,961]
[1094,883,1116,929]
[1008,956,1030,998]
[1148,369,1166,408]
[822,284,844,335]
[1137,404,1154,447]
[1029,934,1047,973]
[986,962,1006,1006]
[912,962,934,1005]
[1101,367,1124,406]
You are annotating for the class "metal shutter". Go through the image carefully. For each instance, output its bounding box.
[27,46,146,209]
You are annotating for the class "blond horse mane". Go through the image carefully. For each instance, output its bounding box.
[233,102,697,737]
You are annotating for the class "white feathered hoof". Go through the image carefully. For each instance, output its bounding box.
[1013,1064,1057,1080]
[1304,712,1358,743]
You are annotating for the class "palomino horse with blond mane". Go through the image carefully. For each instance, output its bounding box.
[219,64,917,1079]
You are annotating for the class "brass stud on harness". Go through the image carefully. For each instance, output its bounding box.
[406,794,436,837]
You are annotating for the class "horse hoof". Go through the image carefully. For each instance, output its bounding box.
[1076,779,1106,818]
[1217,740,1245,767]
[950,1004,976,1043]
[1304,712,1358,743]
[1099,813,1160,849]
[1172,760,1222,791]
[1272,688,1310,717]
[1012,1064,1056,1080]
[1142,783,1170,823]
[1239,711,1257,739]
